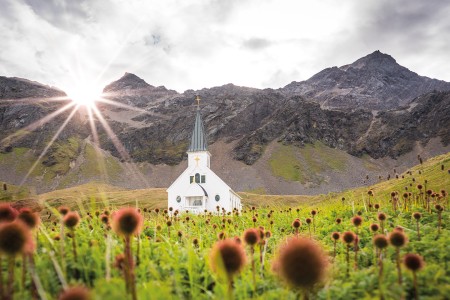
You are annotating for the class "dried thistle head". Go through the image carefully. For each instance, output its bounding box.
[0,220,31,256]
[403,253,425,272]
[373,234,388,249]
[63,212,80,229]
[112,208,143,237]
[377,212,387,221]
[58,286,91,300]
[210,239,246,278]
[292,219,301,229]
[273,237,328,289]
[331,232,340,241]
[342,231,355,244]
[18,208,40,229]
[58,206,70,216]
[370,223,380,232]
[0,203,17,222]
[243,228,260,246]
[388,231,408,248]
[412,212,422,220]
[351,216,363,227]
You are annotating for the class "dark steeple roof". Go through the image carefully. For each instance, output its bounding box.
[188,105,208,152]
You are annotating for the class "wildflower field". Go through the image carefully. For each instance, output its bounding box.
[0,153,449,299]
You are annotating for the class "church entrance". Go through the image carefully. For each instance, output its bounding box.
[185,196,205,212]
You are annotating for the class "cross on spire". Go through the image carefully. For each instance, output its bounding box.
[195,95,201,108]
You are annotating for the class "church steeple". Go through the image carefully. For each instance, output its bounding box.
[188,96,208,152]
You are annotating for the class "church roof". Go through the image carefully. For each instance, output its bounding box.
[188,106,208,152]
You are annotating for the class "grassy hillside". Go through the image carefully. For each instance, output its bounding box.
[269,142,352,184]
[10,151,443,213]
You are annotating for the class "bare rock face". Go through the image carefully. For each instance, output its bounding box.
[281,50,450,110]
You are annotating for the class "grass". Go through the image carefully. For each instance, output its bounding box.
[0,152,449,299]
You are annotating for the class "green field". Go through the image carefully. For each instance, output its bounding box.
[0,152,449,299]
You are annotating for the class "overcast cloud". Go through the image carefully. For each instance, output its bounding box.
[0,0,449,93]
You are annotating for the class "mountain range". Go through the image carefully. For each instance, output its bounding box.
[1,50,449,194]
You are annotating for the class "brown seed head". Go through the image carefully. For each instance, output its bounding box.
[331,232,340,241]
[370,223,380,232]
[292,218,301,229]
[335,218,342,224]
[58,206,70,216]
[63,212,80,229]
[377,212,387,221]
[403,253,425,272]
[210,239,246,278]
[388,231,408,248]
[243,228,260,246]
[18,208,40,229]
[342,231,355,244]
[351,216,363,227]
[100,214,109,224]
[412,212,422,220]
[305,218,312,224]
[112,208,143,237]
[373,234,388,249]
[273,237,328,289]
[59,286,91,300]
[0,221,31,256]
[0,204,17,222]
[218,231,226,240]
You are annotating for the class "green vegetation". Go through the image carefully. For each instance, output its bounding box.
[269,142,348,184]
[269,144,302,181]
[43,137,80,176]
[1,152,448,299]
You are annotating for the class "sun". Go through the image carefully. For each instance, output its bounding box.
[65,84,103,107]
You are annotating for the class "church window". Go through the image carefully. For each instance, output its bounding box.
[193,199,203,206]
[176,196,181,203]
[215,194,220,202]
[201,175,205,183]
[190,176,194,183]
[195,173,200,183]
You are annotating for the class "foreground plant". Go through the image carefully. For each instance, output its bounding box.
[0,220,32,299]
[342,231,355,277]
[112,208,143,300]
[243,228,260,294]
[210,239,246,300]
[273,237,328,299]
[403,253,425,300]
[388,231,408,284]
[63,211,80,262]
[373,234,388,298]
[412,212,422,240]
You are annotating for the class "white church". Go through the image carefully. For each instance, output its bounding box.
[167,97,242,213]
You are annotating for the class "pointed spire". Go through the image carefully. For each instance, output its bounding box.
[188,96,208,152]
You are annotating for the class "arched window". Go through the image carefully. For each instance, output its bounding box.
[195,173,200,183]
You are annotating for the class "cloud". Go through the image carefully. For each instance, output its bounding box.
[0,0,449,93]
[242,38,272,50]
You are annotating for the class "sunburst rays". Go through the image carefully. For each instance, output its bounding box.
[1,86,157,188]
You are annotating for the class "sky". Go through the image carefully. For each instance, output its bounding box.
[0,0,449,94]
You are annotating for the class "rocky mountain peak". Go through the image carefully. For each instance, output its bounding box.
[282,51,450,110]
[103,72,154,93]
